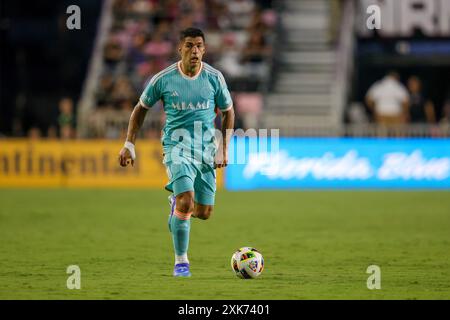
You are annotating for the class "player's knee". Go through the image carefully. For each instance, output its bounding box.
[196,207,213,220]
[176,193,194,213]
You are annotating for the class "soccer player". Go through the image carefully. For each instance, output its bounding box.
[118,28,235,277]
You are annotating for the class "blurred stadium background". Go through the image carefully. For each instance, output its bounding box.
[2,0,450,188]
[2,0,450,141]
[1,0,450,299]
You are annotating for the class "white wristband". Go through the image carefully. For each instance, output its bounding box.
[124,141,136,160]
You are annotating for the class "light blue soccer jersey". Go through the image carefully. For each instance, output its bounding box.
[140,61,233,164]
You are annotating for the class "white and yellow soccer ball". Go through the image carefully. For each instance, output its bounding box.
[231,247,264,279]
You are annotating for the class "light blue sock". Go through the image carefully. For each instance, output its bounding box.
[169,211,191,257]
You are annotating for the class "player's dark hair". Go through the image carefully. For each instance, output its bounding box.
[179,28,205,43]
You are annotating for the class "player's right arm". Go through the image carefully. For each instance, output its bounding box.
[118,102,148,167]
[118,74,162,167]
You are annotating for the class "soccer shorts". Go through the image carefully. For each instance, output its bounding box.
[164,161,216,206]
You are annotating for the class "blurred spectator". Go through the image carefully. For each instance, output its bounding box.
[241,30,271,78]
[246,7,268,34]
[241,30,271,62]
[103,36,125,72]
[441,104,450,124]
[112,0,131,17]
[440,89,450,124]
[234,92,263,129]
[365,72,410,125]
[28,127,42,140]
[58,97,76,139]
[407,76,436,124]
[205,1,230,30]
[47,126,58,139]
[189,0,208,28]
[216,33,241,78]
[96,74,115,107]
[347,102,369,124]
[144,31,173,59]
[162,0,181,21]
[111,76,136,104]
[87,104,110,138]
[176,13,196,31]
[130,0,154,15]
[130,59,160,91]
[227,0,255,30]
[436,91,450,137]
[127,32,149,68]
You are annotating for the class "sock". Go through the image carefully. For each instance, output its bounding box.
[170,209,192,265]
[175,253,189,265]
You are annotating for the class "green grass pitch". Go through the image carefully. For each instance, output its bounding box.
[0,189,449,299]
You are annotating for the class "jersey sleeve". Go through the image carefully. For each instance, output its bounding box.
[139,75,162,109]
[215,72,233,111]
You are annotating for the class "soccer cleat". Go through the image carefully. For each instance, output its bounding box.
[168,194,175,232]
[173,263,191,277]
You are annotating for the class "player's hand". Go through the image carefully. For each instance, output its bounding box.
[118,147,134,167]
[214,150,228,169]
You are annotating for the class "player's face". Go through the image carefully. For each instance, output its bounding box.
[179,36,205,69]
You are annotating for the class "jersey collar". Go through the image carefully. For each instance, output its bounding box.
[177,61,203,80]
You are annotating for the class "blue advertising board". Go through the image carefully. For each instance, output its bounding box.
[225,138,450,190]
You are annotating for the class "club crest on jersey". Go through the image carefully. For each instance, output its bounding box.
[171,100,210,111]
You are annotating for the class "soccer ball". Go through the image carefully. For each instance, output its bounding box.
[231,247,264,279]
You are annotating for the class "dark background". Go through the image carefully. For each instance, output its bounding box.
[0,0,102,136]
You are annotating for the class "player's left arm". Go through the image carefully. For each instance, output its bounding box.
[216,107,235,168]
[215,71,235,168]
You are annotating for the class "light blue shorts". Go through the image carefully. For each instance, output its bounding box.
[164,161,216,205]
